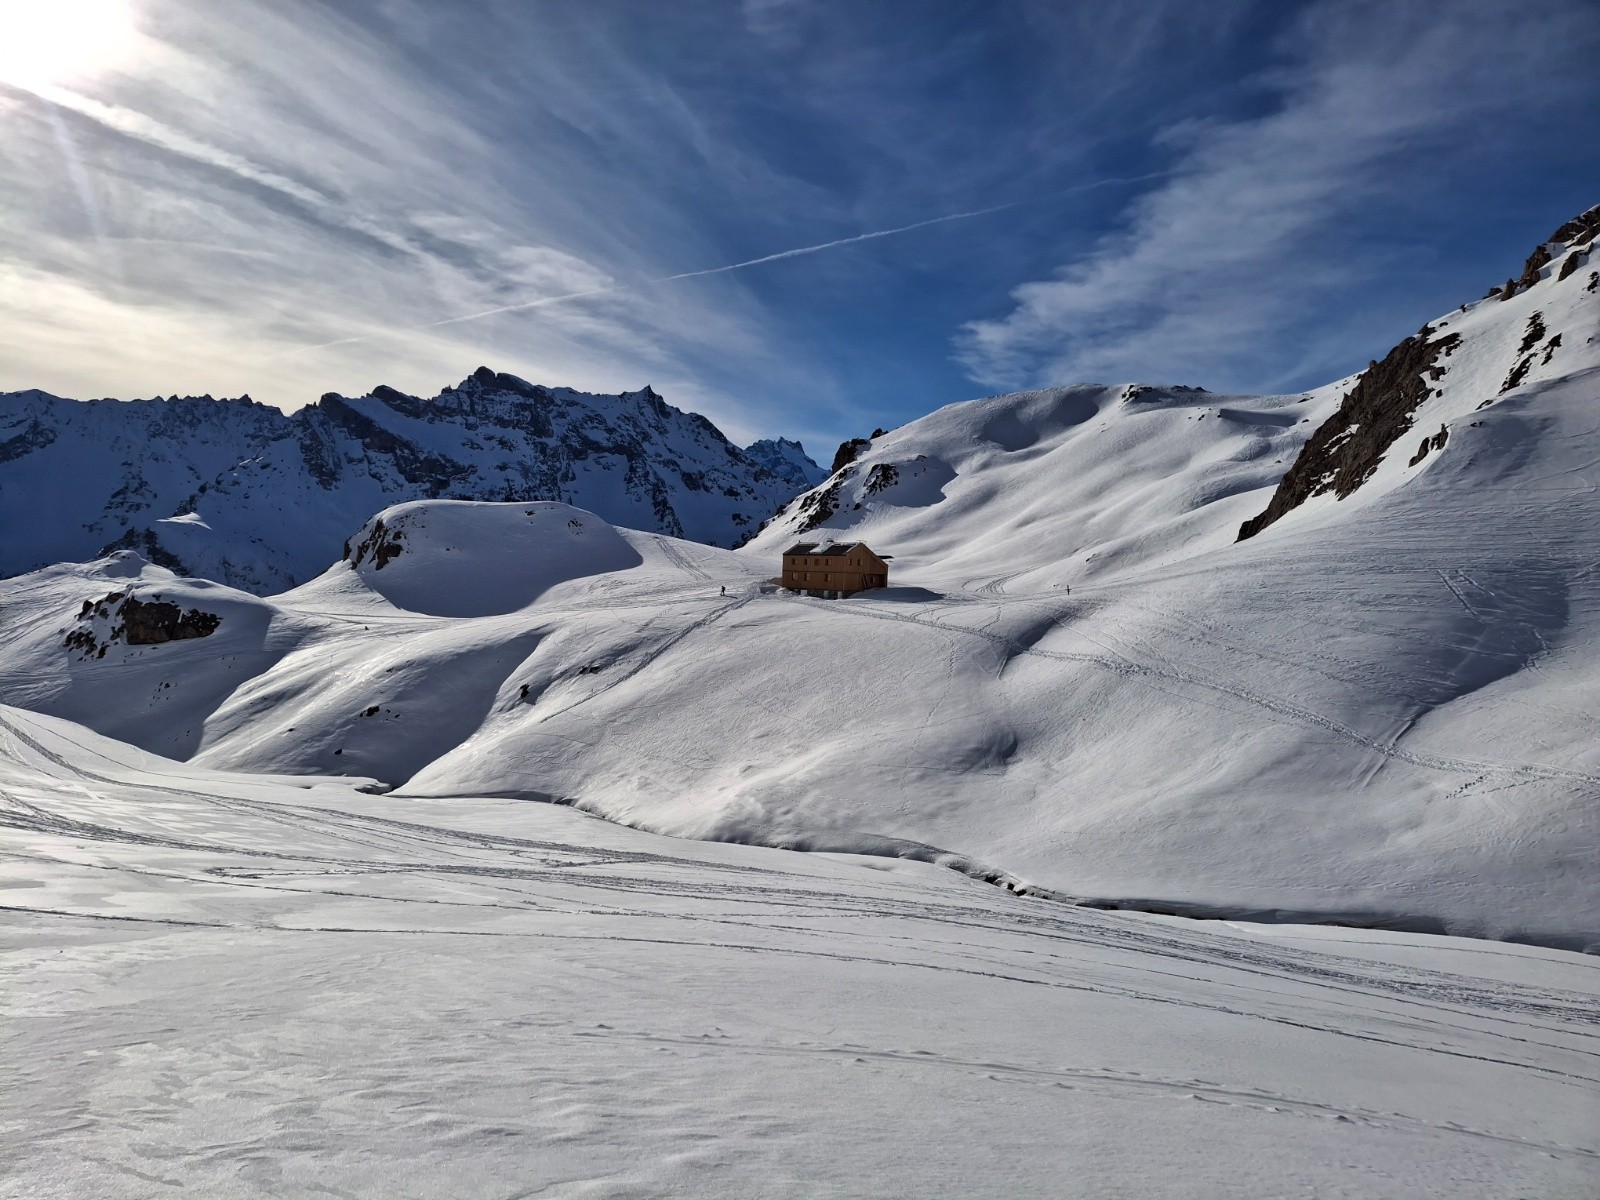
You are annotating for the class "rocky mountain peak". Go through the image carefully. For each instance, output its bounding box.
[0,373,817,591]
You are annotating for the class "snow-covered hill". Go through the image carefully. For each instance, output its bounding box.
[1,208,1597,949]
[0,368,821,591]
[4,703,1594,1198]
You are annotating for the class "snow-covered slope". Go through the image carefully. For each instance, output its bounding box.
[745,379,1344,586]
[2,208,1597,949]
[0,368,821,590]
[4,702,1595,1199]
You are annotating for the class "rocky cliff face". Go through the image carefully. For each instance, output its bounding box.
[0,369,820,592]
[1237,324,1461,540]
[1238,206,1600,541]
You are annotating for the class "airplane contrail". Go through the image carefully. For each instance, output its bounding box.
[423,170,1170,331]
[292,169,1169,353]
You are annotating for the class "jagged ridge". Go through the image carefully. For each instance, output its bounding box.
[0,370,821,591]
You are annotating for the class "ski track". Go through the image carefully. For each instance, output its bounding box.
[5,703,1599,1196]
[6,707,1598,1081]
[774,591,1600,792]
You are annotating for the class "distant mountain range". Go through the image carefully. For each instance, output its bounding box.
[0,367,823,592]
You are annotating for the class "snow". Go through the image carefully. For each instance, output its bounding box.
[326,500,644,618]
[0,374,820,590]
[1,247,1597,948]
[3,703,1596,1198]
[2,215,1599,1197]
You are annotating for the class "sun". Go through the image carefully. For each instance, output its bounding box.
[0,0,137,90]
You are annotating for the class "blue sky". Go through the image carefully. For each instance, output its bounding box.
[0,0,1596,456]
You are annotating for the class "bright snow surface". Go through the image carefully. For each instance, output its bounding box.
[3,267,1600,947]
[3,704,1597,1198]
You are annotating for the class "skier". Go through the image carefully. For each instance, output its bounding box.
[720,585,726,596]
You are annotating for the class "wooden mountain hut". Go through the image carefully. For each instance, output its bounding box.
[780,541,890,598]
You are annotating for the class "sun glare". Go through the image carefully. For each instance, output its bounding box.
[0,0,137,90]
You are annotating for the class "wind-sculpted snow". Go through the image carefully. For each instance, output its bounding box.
[1,212,1598,950]
[0,369,820,591]
[331,500,643,618]
[2,705,1596,1198]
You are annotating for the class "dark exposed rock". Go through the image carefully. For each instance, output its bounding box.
[1516,312,1547,356]
[863,463,900,495]
[830,437,872,474]
[1495,206,1599,300]
[121,597,222,645]
[1238,324,1461,541]
[1549,204,1600,249]
[1556,249,1587,281]
[1501,355,1534,396]
[1542,333,1563,365]
[62,589,221,656]
[369,384,410,403]
[0,418,56,464]
[793,481,844,534]
[1515,244,1553,292]
[344,518,405,570]
[1408,424,1449,467]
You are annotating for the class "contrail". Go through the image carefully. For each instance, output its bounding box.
[423,170,1170,331]
[294,170,1169,353]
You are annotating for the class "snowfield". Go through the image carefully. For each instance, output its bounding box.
[3,705,1597,1198]
[4,236,1597,946]
[2,212,1599,1194]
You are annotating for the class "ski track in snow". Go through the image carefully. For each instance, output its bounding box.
[3,705,1599,1196]
[776,590,1600,792]
[5,224,1600,1195]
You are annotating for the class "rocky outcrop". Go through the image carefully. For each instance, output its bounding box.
[1407,424,1449,467]
[63,590,222,657]
[1238,324,1460,541]
[791,475,847,535]
[1239,205,1599,542]
[121,597,223,645]
[830,437,872,474]
[1496,205,1598,301]
[1549,205,1600,249]
[863,463,900,495]
[343,518,405,570]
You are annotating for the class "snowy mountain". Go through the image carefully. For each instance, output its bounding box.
[1,207,1597,951]
[740,435,828,495]
[0,368,821,591]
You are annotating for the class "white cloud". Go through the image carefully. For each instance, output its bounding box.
[0,0,824,435]
[957,0,1600,394]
